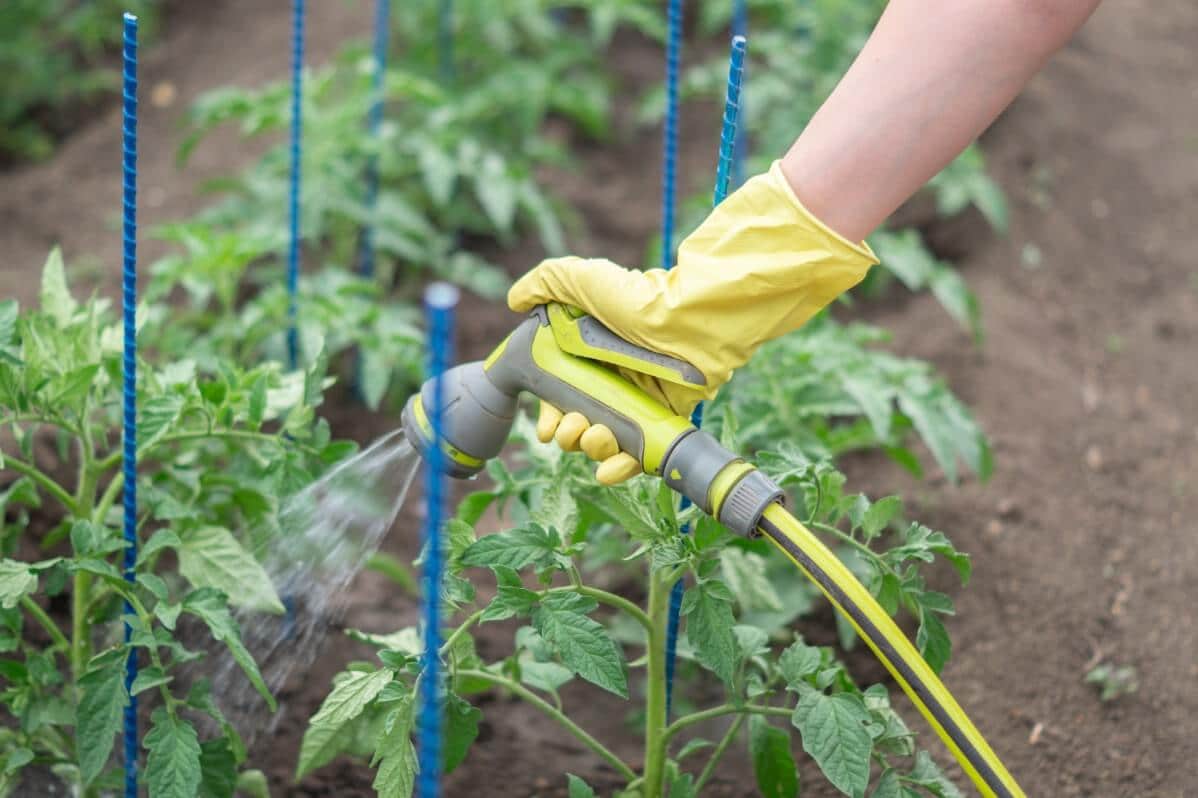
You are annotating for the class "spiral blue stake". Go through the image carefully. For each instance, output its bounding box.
[664,34,747,716]
[417,283,458,798]
[286,0,305,370]
[660,0,683,269]
[358,0,390,282]
[119,12,140,798]
[731,0,748,187]
[438,0,454,83]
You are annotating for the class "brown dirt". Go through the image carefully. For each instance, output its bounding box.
[2,1,1196,797]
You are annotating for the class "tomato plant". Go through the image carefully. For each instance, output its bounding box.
[0,251,353,795]
[298,387,978,797]
[0,0,160,161]
[142,221,424,410]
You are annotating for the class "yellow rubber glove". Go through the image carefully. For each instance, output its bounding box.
[510,161,878,484]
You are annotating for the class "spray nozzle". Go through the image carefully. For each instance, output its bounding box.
[400,305,781,536]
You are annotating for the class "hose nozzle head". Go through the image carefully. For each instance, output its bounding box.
[401,361,519,479]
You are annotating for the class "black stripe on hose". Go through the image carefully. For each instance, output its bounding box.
[757,516,1013,798]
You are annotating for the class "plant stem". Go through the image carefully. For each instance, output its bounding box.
[1,456,76,515]
[642,568,671,798]
[439,610,484,658]
[70,460,99,684]
[546,584,653,632]
[456,668,635,782]
[71,573,92,683]
[21,596,69,650]
[810,520,901,579]
[151,429,318,456]
[664,704,793,744]
[694,714,744,793]
[92,473,124,531]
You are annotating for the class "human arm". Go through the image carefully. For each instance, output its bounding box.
[513,0,1102,483]
[785,0,1102,240]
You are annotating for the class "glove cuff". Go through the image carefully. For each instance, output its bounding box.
[766,160,879,267]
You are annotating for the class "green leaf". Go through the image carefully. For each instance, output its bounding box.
[916,610,952,674]
[870,769,901,798]
[139,395,186,454]
[76,648,129,784]
[665,762,698,798]
[682,580,738,685]
[749,715,799,798]
[40,248,77,325]
[247,375,267,427]
[0,560,37,609]
[137,529,182,567]
[779,639,822,687]
[460,524,559,572]
[182,589,276,711]
[862,496,903,540]
[359,347,391,411]
[71,520,125,558]
[791,689,873,798]
[532,480,579,537]
[144,710,202,798]
[907,750,964,798]
[455,491,495,526]
[372,697,417,798]
[418,143,457,207]
[198,738,238,798]
[179,527,284,614]
[4,746,33,774]
[0,299,17,346]
[444,693,481,773]
[721,548,783,611]
[479,566,538,623]
[297,667,392,778]
[567,774,597,798]
[130,665,172,696]
[445,518,476,568]
[533,593,627,698]
[53,364,99,406]
[475,153,517,232]
[518,659,574,693]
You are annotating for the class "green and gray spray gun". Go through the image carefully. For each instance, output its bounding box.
[402,303,1026,798]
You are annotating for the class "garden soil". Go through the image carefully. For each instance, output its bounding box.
[1,1,1195,796]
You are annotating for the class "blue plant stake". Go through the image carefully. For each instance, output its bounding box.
[417,283,459,798]
[119,12,140,798]
[358,0,390,281]
[660,0,683,269]
[664,34,746,715]
[287,0,305,370]
[438,0,454,83]
[731,0,748,187]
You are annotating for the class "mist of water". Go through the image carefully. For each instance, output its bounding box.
[205,429,421,738]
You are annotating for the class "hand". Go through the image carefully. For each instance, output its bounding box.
[511,161,878,480]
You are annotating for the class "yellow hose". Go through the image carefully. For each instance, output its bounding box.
[757,504,1024,798]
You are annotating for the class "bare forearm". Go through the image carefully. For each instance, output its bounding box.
[781,0,1102,241]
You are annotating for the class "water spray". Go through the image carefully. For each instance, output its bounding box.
[400,303,1026,798]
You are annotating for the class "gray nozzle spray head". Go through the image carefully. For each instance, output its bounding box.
[401,361,519,479]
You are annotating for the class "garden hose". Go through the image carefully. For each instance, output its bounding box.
[402,303,1025,797]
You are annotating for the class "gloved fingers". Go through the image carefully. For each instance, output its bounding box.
[554,412,589,452]
[536,402,563,444]
[596,453,642,486]
[579,424,619,461]
[508,257,640,316]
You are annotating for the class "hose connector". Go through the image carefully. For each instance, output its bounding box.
[718,469,783,537]
[660,429,782,537]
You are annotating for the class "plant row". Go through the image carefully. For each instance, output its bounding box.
[0,2,1002,796]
